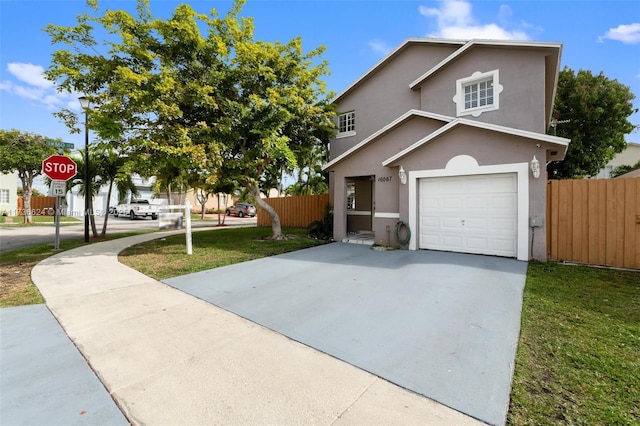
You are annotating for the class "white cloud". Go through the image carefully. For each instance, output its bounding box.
[1,62,77,111]
[438,24,529,40]
[368,40,392,57]
[419,0,473,28]
[7,63,54,88]
[419,0,530,41]
[598,23,640,44]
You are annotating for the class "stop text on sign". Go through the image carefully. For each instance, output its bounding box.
[44,162,76,175]
[41,155,78,181]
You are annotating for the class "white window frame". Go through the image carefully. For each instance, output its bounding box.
[453,70,503,117]
[337,111,356,138]
[0,189,9,204]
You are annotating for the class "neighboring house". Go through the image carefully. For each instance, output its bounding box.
[323,38,571,261]
[593,142,640,179]
[0,172,18,215]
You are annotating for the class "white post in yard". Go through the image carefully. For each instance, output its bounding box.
[185,198,192,255]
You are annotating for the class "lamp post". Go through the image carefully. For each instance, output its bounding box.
[79,96,90,243]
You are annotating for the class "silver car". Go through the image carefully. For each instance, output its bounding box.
[226,203,256,217]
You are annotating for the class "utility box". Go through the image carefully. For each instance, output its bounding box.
[529,216,544,228]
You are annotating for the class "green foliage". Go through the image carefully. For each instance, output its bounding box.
[0,129,60,223]
[307,204,333,240]
[611,159,640,178]
[45,0,336,238]
[17,188,45,197]
[549,68,637,178]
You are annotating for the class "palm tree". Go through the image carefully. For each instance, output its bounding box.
[94,149,138,236]
[68,149,101,237]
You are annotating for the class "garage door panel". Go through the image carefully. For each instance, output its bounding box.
[442,198,463,209]
[465,218,488,231]
[492,238,517,253]
[492,218,516,232]
[442,217,465,230]
[467,197,489,209]
[442,235,464,250]
[419,173,518,257]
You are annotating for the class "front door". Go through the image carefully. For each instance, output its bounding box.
[346,176,374,235]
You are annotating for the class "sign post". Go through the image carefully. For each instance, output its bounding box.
[42,155,77,249]
[158,200,193,255]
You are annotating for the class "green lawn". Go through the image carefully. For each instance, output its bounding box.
[0,231,149,308]
[0,215,81,225]
[118,227,326,280]
[508,262,639,425]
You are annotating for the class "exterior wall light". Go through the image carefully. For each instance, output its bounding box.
[399,166,407,185]
[530,155,540,179]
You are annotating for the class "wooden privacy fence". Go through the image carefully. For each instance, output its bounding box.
[257,194,330,228]
[547,178,640,269]
[17,196,57,216]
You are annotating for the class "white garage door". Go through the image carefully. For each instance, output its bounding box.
[419,173,518,257]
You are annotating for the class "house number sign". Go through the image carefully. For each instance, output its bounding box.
[378,176,393,182]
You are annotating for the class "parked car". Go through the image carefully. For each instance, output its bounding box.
[114,199,159,220]
[226,203,256,217]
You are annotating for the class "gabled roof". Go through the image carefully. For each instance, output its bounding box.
[408,39,562,89]
[322,110,453,171]
[332,38,466,104]
[332,38,563,128]
[382,118,570,167]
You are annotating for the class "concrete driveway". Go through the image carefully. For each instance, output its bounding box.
[164,242,527,425]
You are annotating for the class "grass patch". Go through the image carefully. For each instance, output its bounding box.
[0,215,81,225]
[119,226,326,280]
[0,231,149,308]
[508,261,640,425]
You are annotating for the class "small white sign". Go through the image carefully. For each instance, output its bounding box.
[52,180,66,196]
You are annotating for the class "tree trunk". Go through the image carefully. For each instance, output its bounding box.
[89,196,98,237]
[101,180,113,237]
[20,172,34,224]
[245,181,283,239]
[216,193,226,225]
[165,184,173,209]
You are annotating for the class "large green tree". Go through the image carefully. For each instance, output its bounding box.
[0,130,58,223]
[549,67,637,178]
[45,0,335,239]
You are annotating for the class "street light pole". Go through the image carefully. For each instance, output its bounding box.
[79,96,90,243]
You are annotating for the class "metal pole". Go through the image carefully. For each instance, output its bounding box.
[54,195,60,250]
[84,107,90,243]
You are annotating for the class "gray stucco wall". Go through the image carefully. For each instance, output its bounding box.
[332,124,549,260]
[331,117,447,243]
[327,42,559,260]
[394,126,547,260]
[417,47,548,133]
[331,44,458,159]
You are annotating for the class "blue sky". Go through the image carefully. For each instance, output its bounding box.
[1,0,639,149]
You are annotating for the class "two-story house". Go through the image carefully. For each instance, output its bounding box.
[323,38,571,261]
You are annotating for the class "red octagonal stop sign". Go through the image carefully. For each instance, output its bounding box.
[42,155,78,181]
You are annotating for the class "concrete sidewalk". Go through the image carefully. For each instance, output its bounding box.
[22,232,483,425]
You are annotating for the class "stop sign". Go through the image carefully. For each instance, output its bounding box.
[42,155,78,181]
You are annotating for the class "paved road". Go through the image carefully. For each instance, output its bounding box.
[0,214,256,252]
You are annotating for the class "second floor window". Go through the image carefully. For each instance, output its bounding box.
[338,111,356,137]
[454,69,502,117]
[464,78,493,110]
